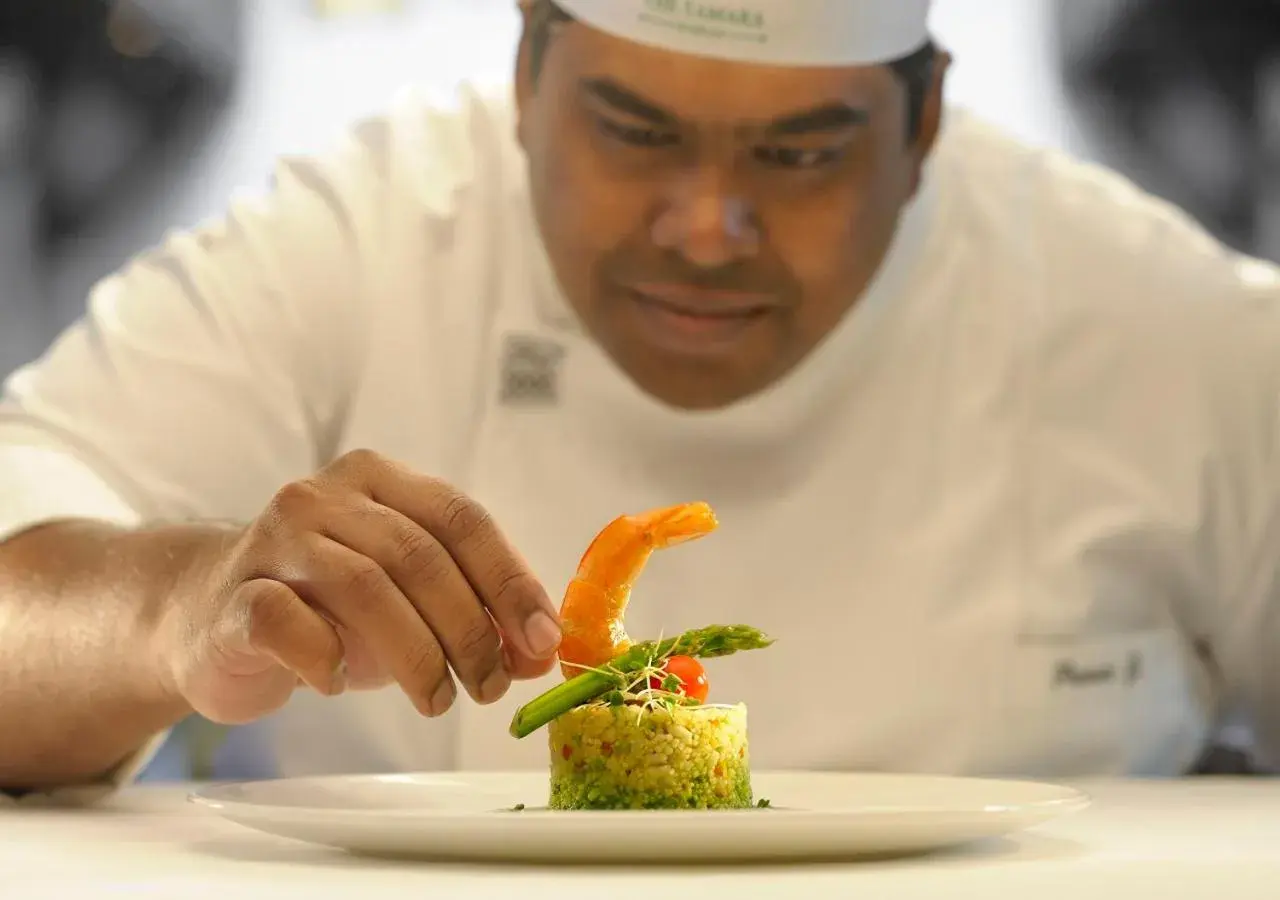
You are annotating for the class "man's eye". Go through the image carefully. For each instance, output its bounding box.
[753,146,845,169]
[595,118,679,148]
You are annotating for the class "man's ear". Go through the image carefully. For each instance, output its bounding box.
[514,1,537,152]
[908,48,951,195]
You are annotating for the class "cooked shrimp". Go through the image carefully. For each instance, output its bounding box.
[558,502,719,680]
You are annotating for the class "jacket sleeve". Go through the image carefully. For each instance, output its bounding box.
[1203,254,1280,773]
[0,115,396,797]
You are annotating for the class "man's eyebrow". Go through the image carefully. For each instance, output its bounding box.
[580,78,678,126]
[578,79,867,138]
[761,102,869,137]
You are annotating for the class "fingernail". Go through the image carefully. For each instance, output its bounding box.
[523,611,562,657]
[479,667,510,704]
[430,680,455,717]
[330,660,348,695]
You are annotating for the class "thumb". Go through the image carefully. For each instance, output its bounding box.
[502,628,559,680]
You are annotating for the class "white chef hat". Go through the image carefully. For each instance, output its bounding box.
[552,0,933,68]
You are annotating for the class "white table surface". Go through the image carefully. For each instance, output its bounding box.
[1,777,1277,898]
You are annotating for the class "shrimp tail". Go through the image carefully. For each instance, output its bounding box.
[558,502,718,679]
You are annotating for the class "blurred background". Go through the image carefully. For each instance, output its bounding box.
[1,0,1276,779]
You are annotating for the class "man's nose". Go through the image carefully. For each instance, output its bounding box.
[650,166,761,269]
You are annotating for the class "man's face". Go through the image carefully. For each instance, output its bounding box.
[515,13,946,411]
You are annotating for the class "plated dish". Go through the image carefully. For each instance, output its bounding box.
[189,501,1091,862]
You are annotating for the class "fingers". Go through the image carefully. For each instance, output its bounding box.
[332,451,563,664]
[235,578,345,696]
[243,451,562,721]
[268,536,459,718]
[319,500,512,705]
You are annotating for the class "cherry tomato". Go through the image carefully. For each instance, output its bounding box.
[649,655,710,704]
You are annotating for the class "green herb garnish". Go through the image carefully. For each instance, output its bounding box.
[508,624,774,739]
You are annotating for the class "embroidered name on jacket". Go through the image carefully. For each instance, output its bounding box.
[1051,651,1144,688]
[498,334,566,407]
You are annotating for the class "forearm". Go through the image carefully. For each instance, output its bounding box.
[0,520,231,791]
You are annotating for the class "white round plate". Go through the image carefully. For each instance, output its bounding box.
[189,771,1089,864]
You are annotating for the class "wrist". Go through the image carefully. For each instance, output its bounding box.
[135,521,245,712]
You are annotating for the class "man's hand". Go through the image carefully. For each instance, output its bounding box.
[160,449,563,725]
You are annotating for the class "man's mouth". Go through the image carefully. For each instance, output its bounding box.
[620,285,778,356]
[626,283,779,318]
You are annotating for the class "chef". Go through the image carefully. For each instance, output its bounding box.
[1,0,1277,801]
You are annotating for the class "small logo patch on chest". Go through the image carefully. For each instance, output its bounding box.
[498,334,566,407]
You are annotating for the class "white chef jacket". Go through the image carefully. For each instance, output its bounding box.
[2,82,1279,796]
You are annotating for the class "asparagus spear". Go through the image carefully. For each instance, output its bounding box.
[508,624,774,739]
